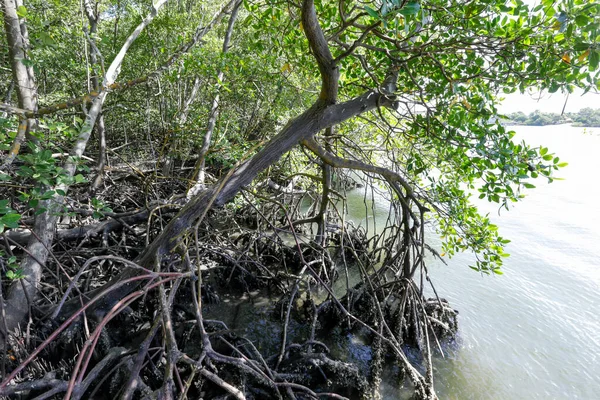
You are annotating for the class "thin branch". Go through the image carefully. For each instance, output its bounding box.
[301,137,414,198]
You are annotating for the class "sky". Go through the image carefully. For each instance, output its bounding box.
[498,90,600,114]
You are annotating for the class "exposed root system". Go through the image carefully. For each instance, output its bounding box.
[0,169,457,400]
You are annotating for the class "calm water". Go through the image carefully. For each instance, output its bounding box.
[346,125,600,399]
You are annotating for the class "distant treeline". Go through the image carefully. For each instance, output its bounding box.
[504,108,600,127]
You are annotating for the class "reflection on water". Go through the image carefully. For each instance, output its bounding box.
[344,126,600,399]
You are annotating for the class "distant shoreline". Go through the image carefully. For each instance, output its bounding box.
[503,122,596,127]
[503,108,600,127]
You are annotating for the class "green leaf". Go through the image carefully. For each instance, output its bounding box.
[40,32,56,46]
[16,5,27,17]
[589,50,599,71]
[41,190,55,200]
[574,42,591,51]
[574,15,588,27]
[100,35,111,46]
[21,58,34,67]
[1,213,21,228]
[74,174,86,184]
[0,199,9,212]
[399,1,421,16]
[364,6,379,19]
[34,207,47,215]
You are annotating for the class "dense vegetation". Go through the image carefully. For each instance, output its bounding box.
[0,0,598,399]
[506,107,600,126]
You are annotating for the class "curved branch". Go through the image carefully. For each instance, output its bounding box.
[302,0,339,102]
[301,137,413,195]
[333,21,380,64]
[301,136,429,225]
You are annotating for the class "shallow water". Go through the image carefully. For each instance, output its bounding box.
[345,125,600,399]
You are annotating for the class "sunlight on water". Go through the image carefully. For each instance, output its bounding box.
[345,125,600,399]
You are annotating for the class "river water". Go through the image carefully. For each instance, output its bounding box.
[344,125,600,399]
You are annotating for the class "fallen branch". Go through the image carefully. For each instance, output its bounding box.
[2,207,162,246]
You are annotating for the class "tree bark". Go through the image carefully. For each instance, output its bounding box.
[1,0,38,168]
[315,127,334,246]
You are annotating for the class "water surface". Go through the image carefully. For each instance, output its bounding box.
[347,125,600,399]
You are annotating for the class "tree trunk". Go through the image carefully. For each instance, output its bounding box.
[84,0,108,193]
[46,87,394,325]
[315,128,334,246]
[1,0,38,168]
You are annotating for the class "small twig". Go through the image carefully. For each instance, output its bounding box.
[198,368,246,400]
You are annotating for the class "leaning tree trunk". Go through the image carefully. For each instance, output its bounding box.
[56,0,400,325]
[1,0,170,347]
